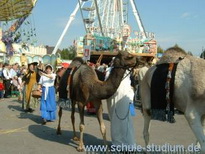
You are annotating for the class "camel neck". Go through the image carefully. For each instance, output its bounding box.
[97,67,126,99]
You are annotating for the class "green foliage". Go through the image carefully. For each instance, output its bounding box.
[200,48,205,59]
[174,44,180,48]
[60,45,76,60]
[187,51,193,56]
[157,46,164,53]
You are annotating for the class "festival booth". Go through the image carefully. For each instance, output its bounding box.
[10,54,58,70]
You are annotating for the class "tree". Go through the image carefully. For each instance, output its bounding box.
[187,51,193,56]
[174,44,180,48]
[200,48,205,59]
[60,45,76,60]
[157,45,164,53]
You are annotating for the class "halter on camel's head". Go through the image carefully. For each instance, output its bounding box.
[113,50,138,70]
[158,46,187,64]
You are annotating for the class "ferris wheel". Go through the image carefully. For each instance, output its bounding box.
[79,0,147,39]
[52,0,147,54]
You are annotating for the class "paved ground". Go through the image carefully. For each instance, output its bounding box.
[0,98,197,154]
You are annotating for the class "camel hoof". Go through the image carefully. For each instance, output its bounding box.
[56,130,62,135]
[77,147,84,152]
[73,136,80,141]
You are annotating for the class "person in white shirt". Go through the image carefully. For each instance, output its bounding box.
[106,68,136,148]
[10,63,18,78]
[2,63,11,98]
[10,63,19,97]
[38,64,56,125]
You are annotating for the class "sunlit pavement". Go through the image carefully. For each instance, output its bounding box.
[0,98,196,154]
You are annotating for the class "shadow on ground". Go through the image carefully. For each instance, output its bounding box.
[18,112,42,124]
[28,125,111,150]
[8,104,24,112]
[7,104,42,124]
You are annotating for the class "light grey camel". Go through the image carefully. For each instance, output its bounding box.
[141,47,205,153]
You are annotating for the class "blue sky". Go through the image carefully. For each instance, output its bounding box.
[31,0,205,56]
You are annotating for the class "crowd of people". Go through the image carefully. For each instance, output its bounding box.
[0,61,58,125]
[0,62,24,99]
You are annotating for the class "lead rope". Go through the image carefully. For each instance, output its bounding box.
[115,103,130,121]
[114,103,131,138]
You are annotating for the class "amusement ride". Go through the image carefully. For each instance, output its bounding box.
[0,0,58,66]
[52,0,157,63]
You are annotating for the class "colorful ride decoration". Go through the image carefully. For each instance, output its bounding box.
[0,28,6,53]
[0,0,37,21]
[126,38,157,54]
[0,0,37,56]
[76,33,117,54]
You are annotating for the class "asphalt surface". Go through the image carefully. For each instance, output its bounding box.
[0,98,197,154]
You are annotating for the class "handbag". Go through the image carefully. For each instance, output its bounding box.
[31,90,42,98]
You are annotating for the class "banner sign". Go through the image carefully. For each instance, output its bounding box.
[83,45,91,61]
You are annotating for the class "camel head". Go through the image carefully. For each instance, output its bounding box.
[113,50,137,68]
[158,46,188,64]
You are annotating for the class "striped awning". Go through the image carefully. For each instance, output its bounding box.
[0,0,37,21]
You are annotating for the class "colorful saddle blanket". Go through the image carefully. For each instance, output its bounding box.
[151,63,178,123]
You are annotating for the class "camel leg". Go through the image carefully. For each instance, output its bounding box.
[94,100,107,146]
[142,94,151,146]
[141,78,151,146]
[185,106,205,152]
[143,109,151,146]
[202,115,205,134]
[71,100,79,141]
[195,115,205,148]
[56,107,63,135]
[77,102,85,152]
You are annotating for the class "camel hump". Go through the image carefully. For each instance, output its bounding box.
[69,57,85,68]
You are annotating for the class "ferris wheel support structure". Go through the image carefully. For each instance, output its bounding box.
[94,0,104,36]
[129,0,147,38]
[52,1,85,55]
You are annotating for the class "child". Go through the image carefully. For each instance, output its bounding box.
[0,78,5,99]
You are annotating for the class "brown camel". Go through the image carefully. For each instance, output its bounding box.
[56,51,137,151]
[141,46,205,153]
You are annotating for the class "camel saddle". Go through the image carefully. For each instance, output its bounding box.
[58,68,72,99]
[58,67,78,109]
[67,67,78,100]
[151,63,178,123]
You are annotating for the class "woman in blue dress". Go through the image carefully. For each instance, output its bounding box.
[38,64,56,125]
